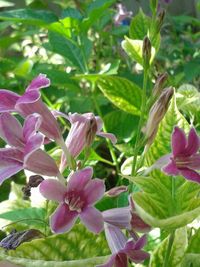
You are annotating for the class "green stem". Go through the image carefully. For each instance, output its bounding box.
[91,87,120,175]
[131,68,148,177]
[162,230,175,267]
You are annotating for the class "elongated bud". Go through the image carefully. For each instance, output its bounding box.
[156,10,165,32]
[153,72,168,97]
[142,36,151,68]
[145,87,174,145]
[106,186,128,197]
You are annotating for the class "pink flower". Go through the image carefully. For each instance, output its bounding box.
[0,74,62,141]
[0,112,60,184]
[97,224,149,267]
[155,127,200,183]
[61,113,116,169]
[39,167,105,234]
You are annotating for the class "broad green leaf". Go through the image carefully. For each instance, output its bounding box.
[97,76,142,116]
[14,59,33,77]
[0,9,57,26]
[48,32,87,72]
[150,227,188,267]
[0,224,110,266]
[181,254,200,267]
[122,37,156,66]
[104,110,138,142]
[0,208,46,227]
[131,96,200,229]
[129,9,160,51]
[61,8,82,20]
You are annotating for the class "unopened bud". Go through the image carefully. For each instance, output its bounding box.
[145,87,174,145]
[85,118,98,146]
[156,10,165,32]
[28,175,44,187]
[142,36,152,68]
[106,186,128,197]
[150,0,158,14]
[153,72,168,97]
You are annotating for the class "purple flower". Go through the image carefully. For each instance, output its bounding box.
[97,224,149,267]
[60,113,116,169]
[0,113,60,184]
[0,74,62,141]
[39,167,105,234]
[155,127,200,183]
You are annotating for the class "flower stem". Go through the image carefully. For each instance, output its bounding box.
[57,171,66,184]
[162,230,175,267]
[57,137,76,171]
[91,86,120,175]
[131,68,148,177]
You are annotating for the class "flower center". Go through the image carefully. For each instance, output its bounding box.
[65,191,85,213]
[175,156,191,167]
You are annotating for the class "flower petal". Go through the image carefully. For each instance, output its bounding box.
[163,160,179,176]
[115,253,128,267]
[50,203,78,233]
[185,128,200,156]
[84,178,105,205]
[24,149,59,177]
[97,132,117,145]
[80,206,104,233]
[104,223,127,253]
[134,235,147,250]
[103,207,131,229]
[0,148,23,184]
[180,168,200,184]
[23,113,42,141]
[171,127,187,156]
[24,133,44,156]
[128,250,150,263]
[0,90,19,112]
[26,74,50,92]
[0,113,24,148]
[96,116,103,132]
[67,167,93,192]
[39,179,66,202]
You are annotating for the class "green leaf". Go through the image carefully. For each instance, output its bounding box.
[14,59,33,77]
[104,110,138,142]
[48,32,87,72]
[0,224,109,266]
[150,227,188,267]
[131,96,200,229]
[122,37,156,66]
[97,76,142,116]
[0,9,57,26]
[0,208,46,227]
[129,9,160,52]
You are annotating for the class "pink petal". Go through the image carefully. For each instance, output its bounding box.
[163,160,179,176]
[107,186,128,197]
[103,207,131,229]
[0,90,19,112]
[16,90,40,106]
[69,113,88,124]
[50,203,78,233]
[0,164,23,185]
[133,235,147,250]
[39,179,66,202]
[16,98,62,141]
[185,128,200,156]
[96,116,103,132]
[84,178,105,205]
[26,74,50,92]
[23,113,42,141]
[185,154,200,170]
[128,250,150,263]
[172,127,187,157]
[115,253,128,267]
[0,113,24,148]
[104,223,126,253]
[131,212,151,233]
[0,148,23,162]
[67,167,93,192]
[97,132,117,145]
[24,133,44,155]
[24,149,59,177]
[180,168,200,184]
[80,206,104,233]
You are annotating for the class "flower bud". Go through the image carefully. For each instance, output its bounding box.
[156,10,165,32]
[153,72,168,97]
[106,186,128,197]
[142,36,152,68]
[145,87,174,145]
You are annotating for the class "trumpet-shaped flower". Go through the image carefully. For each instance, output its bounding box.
[60,113,116,169]
[39,167,105,234]
[154,126,200,183]
[0,74,62,141]
[0,113,60,184]
[97,224,149,267]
